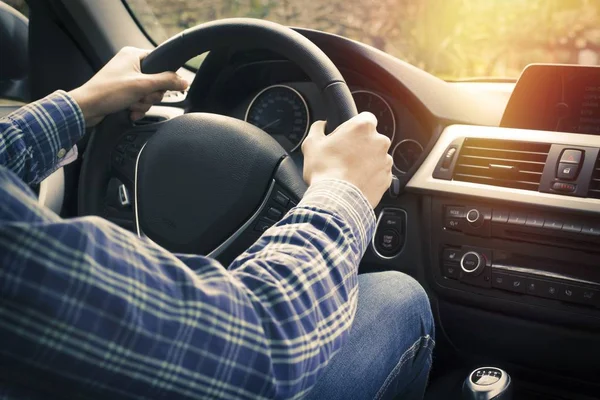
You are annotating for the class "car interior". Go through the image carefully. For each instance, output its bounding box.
[2,0,600,399]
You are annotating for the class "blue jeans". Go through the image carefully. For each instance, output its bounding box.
[305,271,435,400]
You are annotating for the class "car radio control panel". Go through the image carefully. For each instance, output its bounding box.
[429,197,600,315]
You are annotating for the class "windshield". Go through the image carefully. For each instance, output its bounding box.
[125,0,600,80]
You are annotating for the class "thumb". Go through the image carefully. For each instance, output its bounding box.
[144,71,189,93]
[301,120,326,154]
[307,120,326,139]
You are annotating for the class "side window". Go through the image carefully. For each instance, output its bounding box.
[0,0,29,105]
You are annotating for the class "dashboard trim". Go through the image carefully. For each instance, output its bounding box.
[407,124,600,213]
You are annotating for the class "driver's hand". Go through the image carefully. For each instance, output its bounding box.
[69,47,189,127]
[302,112,393,208]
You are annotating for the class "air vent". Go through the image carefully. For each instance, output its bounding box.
[588,156,600,199]
[453,138,551,191]
[133,115,167,126]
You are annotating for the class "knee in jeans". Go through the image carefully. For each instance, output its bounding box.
[376,271,434,339]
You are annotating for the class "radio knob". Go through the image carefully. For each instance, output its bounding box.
[460,251,484,275]
[466,208,484,228]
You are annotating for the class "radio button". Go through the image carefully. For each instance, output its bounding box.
[581,225,600,236]
[562,221,582,234]
[492,209,510,223]
[543,218,563,230]
[525,214,545,228]
[508,212,527,225]
[446,206,465,219]
[445,218,463,231]
[465,208,484,228]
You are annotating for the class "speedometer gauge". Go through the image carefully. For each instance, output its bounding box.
[245,85,310,152]
[352,90,396,143]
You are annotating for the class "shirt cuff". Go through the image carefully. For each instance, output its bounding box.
[298,179,376,256]
[8,90,85,183]
[37,145,79,182]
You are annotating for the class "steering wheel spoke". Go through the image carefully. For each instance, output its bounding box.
[110,126,158,184]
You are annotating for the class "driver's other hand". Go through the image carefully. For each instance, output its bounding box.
[302,112,393,208]
[69,47,189,127]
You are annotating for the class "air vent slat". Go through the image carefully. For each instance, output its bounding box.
[462,146,549,156]
[453,138,551,191]
[461,154,546,166]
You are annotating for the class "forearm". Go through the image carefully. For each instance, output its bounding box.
[1,168,374,399]
[0,90,85,184]
[227,179,375,397]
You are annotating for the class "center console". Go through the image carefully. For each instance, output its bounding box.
[432,198,600,313]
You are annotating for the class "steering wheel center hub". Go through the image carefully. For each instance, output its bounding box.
[135,113,286,254]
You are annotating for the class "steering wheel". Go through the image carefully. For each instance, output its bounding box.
[79,18,357,263]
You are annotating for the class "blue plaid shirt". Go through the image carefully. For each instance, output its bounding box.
[0,91,376,399]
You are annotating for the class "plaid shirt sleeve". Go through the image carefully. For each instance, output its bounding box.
[0,90,85,185]
[0,95,376,400]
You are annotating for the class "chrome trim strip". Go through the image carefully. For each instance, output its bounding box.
[407,124,600,212]
[351,89,397,145]
[244,84,310,153]
[371,208,407,260]
[492,264,600,287]
[207,180,276,259]
[133,142,148,238]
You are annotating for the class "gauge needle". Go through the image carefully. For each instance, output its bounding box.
[260,119,281,130]
[399,152,409,165]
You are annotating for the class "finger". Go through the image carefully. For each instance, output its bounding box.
[329,111,378,137]
[307,120,326,139]
[140,91,166,105]
[302,120,326,154]
[120,46,152,60]
[130,111,146,121]
[354,111,378,129]
[144,72,189,93]
[129,102,153,113]
[377,133,392,151]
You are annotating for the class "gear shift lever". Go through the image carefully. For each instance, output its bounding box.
[462,367,513,400]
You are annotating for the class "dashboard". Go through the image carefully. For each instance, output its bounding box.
[189,58,430,176]
[98,27,600,392]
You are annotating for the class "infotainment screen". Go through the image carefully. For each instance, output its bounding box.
[501,64,600,135]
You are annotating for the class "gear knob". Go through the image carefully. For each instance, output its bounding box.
[462,367,513,400]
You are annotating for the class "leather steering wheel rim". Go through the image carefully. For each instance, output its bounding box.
[79,19,358,241]
[141,18,357,130]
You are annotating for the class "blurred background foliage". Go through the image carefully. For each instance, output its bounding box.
[5,0,600,80]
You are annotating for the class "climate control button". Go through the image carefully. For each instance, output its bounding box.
[461,251,483,275]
